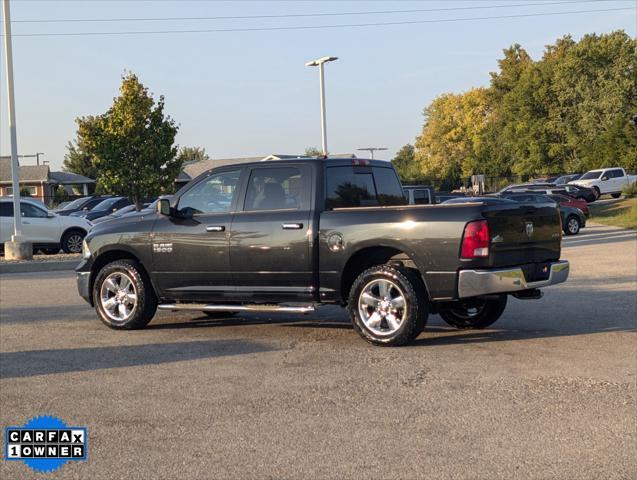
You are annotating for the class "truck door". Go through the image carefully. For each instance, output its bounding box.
[229,164,314,302]
[150,168,243,301]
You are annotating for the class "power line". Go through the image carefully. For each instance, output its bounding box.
[11,1,595,23]
[8,6,635,37]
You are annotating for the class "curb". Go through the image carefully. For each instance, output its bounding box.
[0,260,79,274]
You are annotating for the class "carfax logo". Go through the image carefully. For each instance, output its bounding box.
[4,415,87,474]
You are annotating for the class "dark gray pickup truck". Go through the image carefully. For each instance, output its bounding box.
[77,158,569,346]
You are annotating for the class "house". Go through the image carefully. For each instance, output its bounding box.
[0,156,95,205]
[175,153,357,187]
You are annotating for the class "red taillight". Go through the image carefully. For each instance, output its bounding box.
[461,220,490,259]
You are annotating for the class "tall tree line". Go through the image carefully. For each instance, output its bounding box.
[395,31,637,187]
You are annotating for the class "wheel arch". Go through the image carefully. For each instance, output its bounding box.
[339,245,429,304]
[89,249,157,306]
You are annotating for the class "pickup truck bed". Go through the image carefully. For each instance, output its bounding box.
[77,158,569,346]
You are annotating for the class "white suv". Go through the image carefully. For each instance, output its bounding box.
[0,197,92,254]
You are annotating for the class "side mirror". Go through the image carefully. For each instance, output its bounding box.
[601,176,608,181]
[47,212,55,218]
[158,198,171,216]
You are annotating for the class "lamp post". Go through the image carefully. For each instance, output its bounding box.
[306,56,338,156]
[2,0,31,259]
[357,147,388,160]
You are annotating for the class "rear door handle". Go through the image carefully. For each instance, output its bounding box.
[282,223,303,230]
[206,225,225,232]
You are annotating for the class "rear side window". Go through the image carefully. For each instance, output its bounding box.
[0,202,13,217]
[244,167,304,211]
[325,166,406,209]
[610,169,624,178]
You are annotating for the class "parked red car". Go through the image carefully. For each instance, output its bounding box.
[549,194,589,217]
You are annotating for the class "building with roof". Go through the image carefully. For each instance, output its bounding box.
[0,156,95,205]
[176,153,357,187]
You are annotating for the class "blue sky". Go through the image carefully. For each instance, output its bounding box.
[1,0,635,170]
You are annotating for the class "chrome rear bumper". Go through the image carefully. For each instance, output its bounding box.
[457,260,569,298]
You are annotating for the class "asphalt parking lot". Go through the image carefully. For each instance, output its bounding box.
[1,223,635,479]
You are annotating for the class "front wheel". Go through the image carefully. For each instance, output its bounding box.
[348,265,427,346]
[93,259,157,329]
[61,229,85,253]
[564,215,581,235]
[439,295,508,329]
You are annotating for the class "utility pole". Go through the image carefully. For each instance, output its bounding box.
[357,147,388,160]
[2,0,31,259]
[306,56,338,156]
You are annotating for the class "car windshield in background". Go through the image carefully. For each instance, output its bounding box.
[62,198,87,210]
[580,171,602,180]
[91,197,121,211]
[442,197,512,205]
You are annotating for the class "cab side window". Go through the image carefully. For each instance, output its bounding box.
[178,169,241,214]
[0,202,13,217]
[20,203,47,218]
[244,167,304,211]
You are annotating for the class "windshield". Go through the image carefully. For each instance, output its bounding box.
[92,197,121,211]
[62,197,88,210]
[580,171,602,180]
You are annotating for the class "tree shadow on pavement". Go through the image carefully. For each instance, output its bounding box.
[0,340,274,379]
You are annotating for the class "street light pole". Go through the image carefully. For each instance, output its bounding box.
[3,0,30,260]
[306,56,338,156]
[2,0,22,238]
[357,147,388,160]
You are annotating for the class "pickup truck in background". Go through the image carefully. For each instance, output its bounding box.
[569,167,637,198]
[77,158,570,346]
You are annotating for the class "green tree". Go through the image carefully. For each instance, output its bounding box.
[77,73,180,209]
[176,146,210,164]
[305,147,322,156]
[414,88,492,188]
[62,140,99,180]
[392,144,418,183]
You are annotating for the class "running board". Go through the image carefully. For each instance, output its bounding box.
[158,303,316,314]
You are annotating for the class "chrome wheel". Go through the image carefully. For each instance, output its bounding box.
[358,278,407,336]
[567,217,579,234]
[100,272,138,323]
[66,233,83,253]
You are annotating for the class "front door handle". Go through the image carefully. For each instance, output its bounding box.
[206,225,225,232]
[282,223,303,230]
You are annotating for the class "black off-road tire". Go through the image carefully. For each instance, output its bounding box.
[348,265,428,346]
[563,215,581,236]
[93,259,157,330]
[611,192,621,199]
[61,229,86,254]
[439,295,508,330]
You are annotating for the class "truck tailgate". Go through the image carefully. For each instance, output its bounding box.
[482,202,561,267]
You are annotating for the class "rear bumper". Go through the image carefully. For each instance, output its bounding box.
[457,260,569,298]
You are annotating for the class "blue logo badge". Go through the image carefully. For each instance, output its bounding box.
[4,415,88,474]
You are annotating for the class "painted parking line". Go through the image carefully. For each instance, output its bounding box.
[562,232,637,246]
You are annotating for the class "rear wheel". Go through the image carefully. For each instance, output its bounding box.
[564,215,581,235]
[611,192,621,199]
[439,295,508,329]
[348,265,427,346]
[93,259,157,329]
